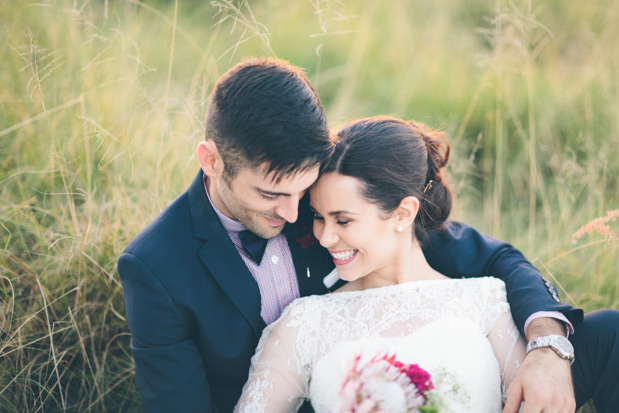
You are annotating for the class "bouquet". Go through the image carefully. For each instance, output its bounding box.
[334,353,440,413]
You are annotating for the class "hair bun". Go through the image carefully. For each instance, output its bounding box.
[418,126,450,184]
[411,123,452,240]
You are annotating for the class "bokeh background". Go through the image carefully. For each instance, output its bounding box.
[1,0,617,411]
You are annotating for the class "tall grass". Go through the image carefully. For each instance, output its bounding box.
[1,0,617,411]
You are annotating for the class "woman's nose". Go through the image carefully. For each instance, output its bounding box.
[316,222,338,248]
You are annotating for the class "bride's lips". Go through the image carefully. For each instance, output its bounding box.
[329,249,358,266]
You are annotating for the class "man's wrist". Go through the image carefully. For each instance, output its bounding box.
[524,312,573,338]
[526,317,566,341]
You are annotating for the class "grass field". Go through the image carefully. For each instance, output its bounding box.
[1,0,617,411]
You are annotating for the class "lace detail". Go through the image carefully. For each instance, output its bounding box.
[234,277,526,412]
[239,369,272,413]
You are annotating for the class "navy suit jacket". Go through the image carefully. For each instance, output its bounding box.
[118,170,583,412]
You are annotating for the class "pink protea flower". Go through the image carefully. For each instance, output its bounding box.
[334,353,436,412]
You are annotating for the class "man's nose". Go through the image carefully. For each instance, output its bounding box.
[275,195,300,223]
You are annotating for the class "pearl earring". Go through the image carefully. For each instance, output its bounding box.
[396,226,403,232]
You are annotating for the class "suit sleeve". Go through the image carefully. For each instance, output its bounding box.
[422,221,583,334]
[118,252,217,413]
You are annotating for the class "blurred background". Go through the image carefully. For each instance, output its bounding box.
[1,0,617,411]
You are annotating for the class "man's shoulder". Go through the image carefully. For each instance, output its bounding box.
[121,188,204,264]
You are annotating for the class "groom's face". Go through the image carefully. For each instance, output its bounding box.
[212,164,320,239]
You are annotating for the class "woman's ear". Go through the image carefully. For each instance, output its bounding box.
[393,196,420,232]
[197,140,223,178]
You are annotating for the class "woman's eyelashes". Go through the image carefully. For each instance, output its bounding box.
[312,213,351,226]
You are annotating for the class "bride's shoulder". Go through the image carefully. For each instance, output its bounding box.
[460,278,511,317]
[276,294,334,322]
[478,276,507,294]
[450,277,508,303]
[282,291,358,321]
[458,276,506,290]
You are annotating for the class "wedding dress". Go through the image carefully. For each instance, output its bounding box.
[235,277,526,412]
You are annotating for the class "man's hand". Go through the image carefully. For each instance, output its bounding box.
[503,318,576,413]
[503,348,575,412]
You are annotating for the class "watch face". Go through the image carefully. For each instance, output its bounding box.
[555,337,574,354]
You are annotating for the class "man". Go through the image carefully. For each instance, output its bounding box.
[118,57,618,412]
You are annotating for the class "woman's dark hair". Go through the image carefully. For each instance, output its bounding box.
[206,57,332,182]
[323,116,452,243]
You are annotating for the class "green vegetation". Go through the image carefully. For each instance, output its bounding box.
[1,0,617,411]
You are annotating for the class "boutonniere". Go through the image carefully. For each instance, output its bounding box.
[295,223,319,249]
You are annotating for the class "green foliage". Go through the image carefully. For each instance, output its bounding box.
[1,0,617,410]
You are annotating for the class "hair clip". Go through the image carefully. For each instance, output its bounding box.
[423,179,434,194]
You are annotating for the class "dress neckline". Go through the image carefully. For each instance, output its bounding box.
[329,276,492,298]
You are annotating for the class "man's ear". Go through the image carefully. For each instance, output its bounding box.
[197,140,223,178]
[393,196,420,231]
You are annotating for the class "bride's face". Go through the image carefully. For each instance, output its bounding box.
[309,172,400,283]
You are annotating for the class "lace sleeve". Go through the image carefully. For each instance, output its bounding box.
[234,301,313,413]
[483,279,527,400]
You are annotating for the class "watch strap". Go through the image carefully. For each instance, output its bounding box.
[527,335,575,364]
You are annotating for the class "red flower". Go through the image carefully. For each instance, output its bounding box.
[403,364,435,396]
[384,356,434,397]
[295,224,319,249]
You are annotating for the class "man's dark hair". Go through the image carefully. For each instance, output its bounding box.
[205,57,333,182]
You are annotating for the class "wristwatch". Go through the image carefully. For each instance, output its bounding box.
[526,335,575,364]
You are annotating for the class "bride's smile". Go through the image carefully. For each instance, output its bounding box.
[329,249,358,265]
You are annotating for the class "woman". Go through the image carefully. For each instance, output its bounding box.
[234,116,527,412]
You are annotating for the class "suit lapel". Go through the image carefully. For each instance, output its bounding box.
[188,171,266,339]
[197,240,266,337]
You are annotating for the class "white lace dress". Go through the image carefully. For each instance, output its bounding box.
[234,277,526,412]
